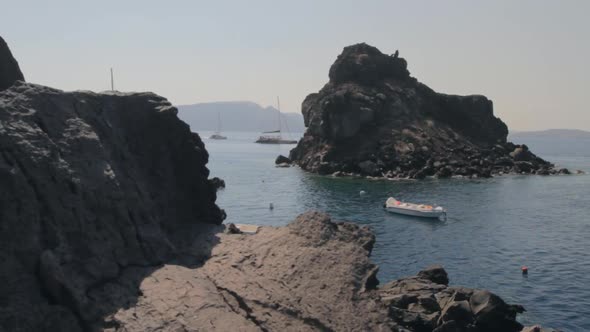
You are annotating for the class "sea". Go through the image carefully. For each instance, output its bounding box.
[195,130,590,331]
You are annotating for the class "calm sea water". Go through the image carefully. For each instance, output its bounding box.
[198,131,590,331]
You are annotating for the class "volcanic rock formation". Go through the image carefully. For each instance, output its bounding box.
[290,43,561,178]
[0,82,224,331]
[0,36,24,91]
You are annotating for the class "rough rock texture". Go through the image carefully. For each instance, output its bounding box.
[275,154,292,165]
[105,212,532,332]
[0,36,24,91]
[381,273,525,332]
[290,43,561,178]
[0,82,223,331]
[109,212,385,331]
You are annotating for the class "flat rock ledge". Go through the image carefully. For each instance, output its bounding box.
[103,211,554,332]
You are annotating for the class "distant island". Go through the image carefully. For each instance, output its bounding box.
[510,129,590,139]
[177,101,305,133]
[509,129,590,159]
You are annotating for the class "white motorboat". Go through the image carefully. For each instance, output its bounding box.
[384,197,446,219]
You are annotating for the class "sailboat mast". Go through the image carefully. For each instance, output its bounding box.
[110,68,114,91]
[217,111,221,134]
[277,96,281,139]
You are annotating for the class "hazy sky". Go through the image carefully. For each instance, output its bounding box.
[2,0,589,131]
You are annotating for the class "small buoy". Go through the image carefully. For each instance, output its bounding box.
[360,190,367,195]
[269,203,274,210]
[521,266,528,275]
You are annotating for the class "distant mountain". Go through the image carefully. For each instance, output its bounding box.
[510,129,590,139]
[176,101,305,133]
[509,129,590,159]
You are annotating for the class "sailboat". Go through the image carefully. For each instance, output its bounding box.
[209,112,227,140]
[255,97,297,144]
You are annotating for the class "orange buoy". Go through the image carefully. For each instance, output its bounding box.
[521,266,528,275]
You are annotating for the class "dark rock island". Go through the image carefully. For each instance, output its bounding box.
[290,43,565,178]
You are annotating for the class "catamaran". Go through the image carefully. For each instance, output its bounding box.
[209,112,227,140]
[384,197,447,220]
[255,97,297,144]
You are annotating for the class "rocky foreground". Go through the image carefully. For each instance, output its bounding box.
[0,82,224,331]
[289,43,567,178]
[69,212,556,332]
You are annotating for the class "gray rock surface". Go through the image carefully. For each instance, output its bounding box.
[0,36,25,91]
[105,211,532,332]
[0,82,223,331]
[111,211,387,331]
[289,43,565,178]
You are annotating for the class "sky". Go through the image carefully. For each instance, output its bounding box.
[1,0,589,131]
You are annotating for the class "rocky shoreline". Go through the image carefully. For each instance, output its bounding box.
[105,212,557,332]
[289,43,568,179]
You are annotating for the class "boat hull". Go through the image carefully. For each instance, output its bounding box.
[385,206,445,218]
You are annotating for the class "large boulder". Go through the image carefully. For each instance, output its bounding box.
[469,290,525,332]
[0,36,24,91]
[510,145,534,161]
[380,266,526,332]
[290,43,556,178]
[275,154,292,165]
[0,82,223,331]
[418,264,449,285]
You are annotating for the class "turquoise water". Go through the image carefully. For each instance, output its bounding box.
[199,131,590,331]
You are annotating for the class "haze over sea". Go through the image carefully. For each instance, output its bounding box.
[192,130,590,331]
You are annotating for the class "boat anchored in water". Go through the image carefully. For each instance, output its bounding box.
[255,97,297,144]
[384,197,446,220]
[209,112,227,140]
